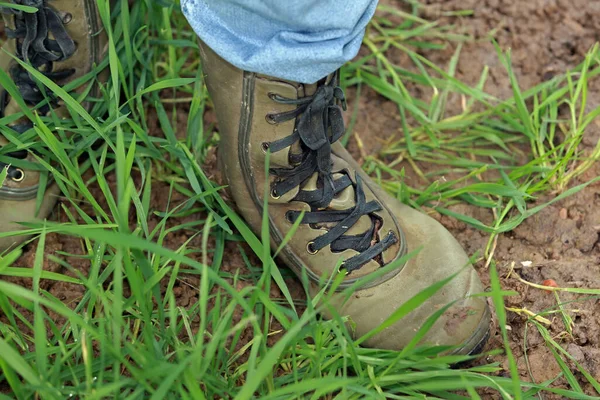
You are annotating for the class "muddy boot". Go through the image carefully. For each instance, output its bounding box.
[199,42,490,354]
[0,0,107,252]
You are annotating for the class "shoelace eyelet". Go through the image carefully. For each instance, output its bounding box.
[265,113,278,125]
[307,241,319,255]
[261,142,270,153]
[285,211,294,223]
[61,12,72,24]
[11,168,25,182]
[340,262,349,275]
[270,187,281,200]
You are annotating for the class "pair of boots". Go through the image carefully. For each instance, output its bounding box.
[0,0,490,354]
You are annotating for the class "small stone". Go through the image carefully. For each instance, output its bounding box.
[559,208,568,219]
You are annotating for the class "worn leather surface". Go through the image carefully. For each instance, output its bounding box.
[199,41,490,353]
[0,0,107,252]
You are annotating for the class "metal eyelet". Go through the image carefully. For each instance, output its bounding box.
[62,12,73,24]
[307,241,319,255]
[340,262,349,275]
[285,211,294,223]
[261,142,270,153]
[270,187,281,200]
[265,114,278,125]
[11,168,25,182]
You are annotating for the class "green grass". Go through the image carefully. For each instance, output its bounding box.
[346,4,600,263]
[0,0,599,398]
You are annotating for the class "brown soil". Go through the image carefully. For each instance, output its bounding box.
[2,0,600,397]
[354,0,600,396]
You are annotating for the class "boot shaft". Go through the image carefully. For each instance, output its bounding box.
[0,0,107,120]
[198,41,405,285]
[0,0,109,252]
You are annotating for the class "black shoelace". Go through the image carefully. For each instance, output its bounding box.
[0,0,76,179]
[265,83,397,273]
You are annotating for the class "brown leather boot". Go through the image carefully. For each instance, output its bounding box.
[198,41,490,354]
[0,0,107,252]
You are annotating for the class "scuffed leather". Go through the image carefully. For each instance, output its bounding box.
[199,40,490,354]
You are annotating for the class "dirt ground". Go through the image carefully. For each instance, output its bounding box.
[354,0,600,395]
[3,0,600,396]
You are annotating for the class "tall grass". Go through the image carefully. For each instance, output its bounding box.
[0,0,599,398]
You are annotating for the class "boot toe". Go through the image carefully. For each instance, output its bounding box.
[326,204,490,354]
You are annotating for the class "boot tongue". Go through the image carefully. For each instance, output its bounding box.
[286,81,320,164]
[287,76,332,164]
[293,79,374,237]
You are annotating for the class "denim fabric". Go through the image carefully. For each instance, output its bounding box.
[181,0,378,83]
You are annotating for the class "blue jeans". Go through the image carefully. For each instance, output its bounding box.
[181,0,378,83]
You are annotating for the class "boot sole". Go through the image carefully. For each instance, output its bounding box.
[451,303,492,357]
[467,326,490,357]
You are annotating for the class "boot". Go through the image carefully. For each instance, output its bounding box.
[199,41,490,354]
[0,0,107,252]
